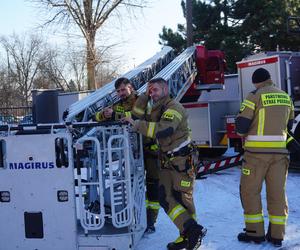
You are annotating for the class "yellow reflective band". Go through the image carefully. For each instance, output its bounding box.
[125,111,131,118]
[164,109,182,121]
[146,201,160,210]
[242,168,250,176]
[269,215,287,225]
[241,99,255,110]
[181,180,191,187]
[174,236,185,244]
[286,136,294,144]
[168,204,186,222]
[244,99,255,107]
[115,105,125,113]
[244,141,286,148]
[257,108,265,135]
[261,93,291,107]
[244,213,264,223]
[150,144,159,151]
[147,122,156,138]
[240,103,246,112]
[163,112,174,120]
[95,112,102,121]
[192,213,197,220]
[133,106,144,115]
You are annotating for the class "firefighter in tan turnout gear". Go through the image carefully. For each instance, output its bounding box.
[94,77,137,122]
[131,92,161,233]
[236,68,294,247]
[123,78,206,250]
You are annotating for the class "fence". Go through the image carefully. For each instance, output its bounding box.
[0,107,32,124]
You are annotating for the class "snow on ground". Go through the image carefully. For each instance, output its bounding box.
[137,166,300,250]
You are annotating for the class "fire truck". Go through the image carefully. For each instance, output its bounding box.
[0,45,299,250]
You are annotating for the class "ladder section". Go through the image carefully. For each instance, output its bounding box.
[74,124,145,234]
[66,46,175,122]
[75,137,105,233]
[107,134,132,228]
[137,46,197,101]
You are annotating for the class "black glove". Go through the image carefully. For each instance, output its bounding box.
[287,132,300,154]
[62,109,69,121]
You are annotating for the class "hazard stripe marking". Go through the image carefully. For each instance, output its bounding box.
[197,155,243,174]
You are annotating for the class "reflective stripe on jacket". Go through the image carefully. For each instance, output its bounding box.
[94,92,137,122]
[236,80,294,153]
[134,96,190,153]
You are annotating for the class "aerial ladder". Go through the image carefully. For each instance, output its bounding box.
[65,46,175,123]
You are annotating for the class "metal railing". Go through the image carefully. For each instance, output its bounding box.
[74,124,145,233]
[0,107,32,124]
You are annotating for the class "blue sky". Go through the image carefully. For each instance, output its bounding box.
[0,0,185,72]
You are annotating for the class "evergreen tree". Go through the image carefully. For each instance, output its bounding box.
[159,0,300,73]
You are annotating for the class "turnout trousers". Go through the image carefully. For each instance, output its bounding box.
[240,151,289,240]
[159,155,197,234]
[144,153,160,227]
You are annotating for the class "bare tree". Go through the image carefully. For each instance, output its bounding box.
[34,42,119,92]
[34,48,71,91]
[65,46,87,91]
[0,34,48,106]
[0,66,16,108]
[33,0,145,90]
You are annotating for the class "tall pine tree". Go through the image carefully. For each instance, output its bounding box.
[159,0,300,73]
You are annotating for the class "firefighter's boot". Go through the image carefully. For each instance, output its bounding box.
[237,232,265,244]
[185,224,207,250]
[144,209,158,234]
[266,224,283,247]
[144,225,155,234]
[167,235,188,250]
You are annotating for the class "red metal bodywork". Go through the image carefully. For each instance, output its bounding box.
[195,45,225,85]
[182,45,226,102]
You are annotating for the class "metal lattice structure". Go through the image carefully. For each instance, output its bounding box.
[75,125,145,234]
[66,46,175,122]
[137,46,197,101]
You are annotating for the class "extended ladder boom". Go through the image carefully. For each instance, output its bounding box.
[137,46,197,101]
[66,46,175,122]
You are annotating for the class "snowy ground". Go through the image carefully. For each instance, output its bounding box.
[137,166,300,250]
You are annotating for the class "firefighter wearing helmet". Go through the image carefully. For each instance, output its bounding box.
[236,68,294,247]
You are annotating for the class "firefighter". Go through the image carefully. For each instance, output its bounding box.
[236,68,294,247]
[94,77,137,122]
[123,77,206,250]
[131,93,161,233]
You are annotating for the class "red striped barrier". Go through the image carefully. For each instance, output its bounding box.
[196,154,243,178]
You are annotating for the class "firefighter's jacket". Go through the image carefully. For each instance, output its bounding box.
[94,92,138,121]
[132,93,161,151]
[133,95,190,153]
[236,80,294,153]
